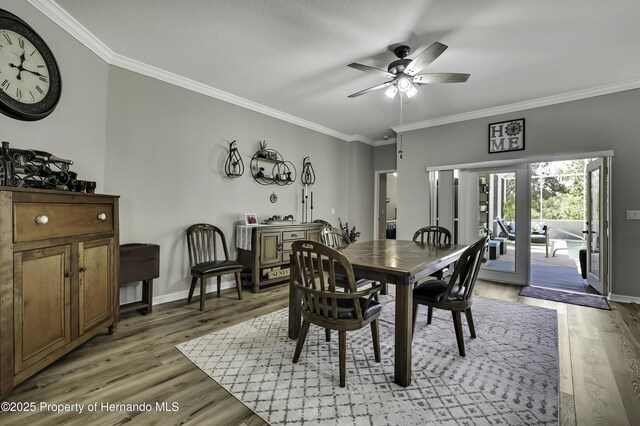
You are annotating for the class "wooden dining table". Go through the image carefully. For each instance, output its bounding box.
[288,239,468,387]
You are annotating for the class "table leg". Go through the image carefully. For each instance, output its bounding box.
[394,283,413,387]
[288,260,301,339]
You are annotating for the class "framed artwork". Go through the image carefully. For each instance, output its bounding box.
[244,213,258,225]
[488,118,525,154]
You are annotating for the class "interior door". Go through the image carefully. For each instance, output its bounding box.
[377,173,387,239]
[585,158,607,294]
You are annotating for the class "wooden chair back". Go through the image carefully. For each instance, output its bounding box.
[320,226,351,250]
[412,226,452,245]
[443,236,488,303]
[186,223,230,267]
[292,240,376,324]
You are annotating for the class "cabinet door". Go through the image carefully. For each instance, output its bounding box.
[14,246,71,374]
[260,232,281,265]
[79,238,114,336]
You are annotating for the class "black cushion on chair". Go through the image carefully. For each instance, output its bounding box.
[414,280,465,302]
[191,260,242,276]
[321,298,382,320]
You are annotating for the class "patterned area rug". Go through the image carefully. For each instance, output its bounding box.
[176,298,558,425]
[520,285,610,310]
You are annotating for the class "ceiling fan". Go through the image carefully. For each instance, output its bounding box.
[347,42,470,99]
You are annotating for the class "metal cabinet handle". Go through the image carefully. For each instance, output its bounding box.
[290,233,298,238]
[97,213,107,221]
[79,267,87,272]
[36,215,49,225]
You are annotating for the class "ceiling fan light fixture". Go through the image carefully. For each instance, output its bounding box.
[397,75,412,92]
[406,84,418,98]
[385,85,398,99]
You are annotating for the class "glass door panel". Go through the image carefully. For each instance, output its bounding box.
[585,158,606,294]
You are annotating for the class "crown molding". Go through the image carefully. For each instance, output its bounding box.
[392,78,640,133]
[28,0,373,144]
[31,0,640,144]
[372,138,397,147]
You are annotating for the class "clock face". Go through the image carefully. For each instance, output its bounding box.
[0,9,61,121]
[0,29,50,104]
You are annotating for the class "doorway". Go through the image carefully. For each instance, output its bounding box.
[374,170,397,240]
[428,152,611,295]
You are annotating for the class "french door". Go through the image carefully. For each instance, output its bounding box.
[585,158,608,294]
[459,165,530,284]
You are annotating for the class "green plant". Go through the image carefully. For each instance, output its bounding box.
[338,218,361,243]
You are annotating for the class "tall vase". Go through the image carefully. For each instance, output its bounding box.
[0,141,16,187]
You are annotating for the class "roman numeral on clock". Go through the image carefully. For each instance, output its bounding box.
[16,88,22,100]
[3,33,11,44]
[1,79,9,90]
[18,37,24,49]
[35,85,43,94]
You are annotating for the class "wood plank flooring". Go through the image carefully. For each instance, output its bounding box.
[1,280,639,425]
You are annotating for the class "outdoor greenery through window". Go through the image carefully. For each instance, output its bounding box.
[502,159,590,222]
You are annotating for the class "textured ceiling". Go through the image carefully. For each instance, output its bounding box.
[53,0,640,141]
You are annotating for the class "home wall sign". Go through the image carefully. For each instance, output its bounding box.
[488,118,525,154]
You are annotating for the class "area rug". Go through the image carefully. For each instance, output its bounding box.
[176,298,558,425]
[520,285,610,310]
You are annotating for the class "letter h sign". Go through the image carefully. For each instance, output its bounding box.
[488,119,525,154]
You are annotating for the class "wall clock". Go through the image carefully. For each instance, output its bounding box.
[0,9,61,121]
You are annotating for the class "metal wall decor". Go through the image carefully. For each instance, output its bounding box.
[301,156,316,186]
[224,140,245,178]
[250,141,296,186]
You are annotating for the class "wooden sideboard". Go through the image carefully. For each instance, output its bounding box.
[237,223,323,292]
[0,187,120,399]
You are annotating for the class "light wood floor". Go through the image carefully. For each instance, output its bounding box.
[2,281,639,425]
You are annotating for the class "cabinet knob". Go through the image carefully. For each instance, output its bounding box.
[35,215,49,225]
[79,267,87,272]
[97,213,107,221]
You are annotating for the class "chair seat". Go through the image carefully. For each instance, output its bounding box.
[320,297,382,320]
[335,274,375,290]
[414,280,465,302]
[191,259,242,276]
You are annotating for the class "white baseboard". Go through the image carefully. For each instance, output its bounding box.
[609,293,640,304]
[152,278,238,306]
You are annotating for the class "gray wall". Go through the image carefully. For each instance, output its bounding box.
[0,1,109,187]
[397,88,640,298]
[105,66,372,301]
[374,143,397,171]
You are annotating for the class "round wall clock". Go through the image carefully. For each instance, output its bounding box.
[270,192,278,203]
[0,9,61,121]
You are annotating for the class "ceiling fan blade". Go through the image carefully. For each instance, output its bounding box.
[404,42,448,76]
[348,63,395,79]
[413,73,470,84]
[348,81,393,98]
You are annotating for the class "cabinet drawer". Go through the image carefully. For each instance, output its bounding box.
[282,230,304,240]
[282,241,293,252]
[14,203,114,243]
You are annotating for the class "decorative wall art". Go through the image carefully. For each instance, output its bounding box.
[244,213,258,225]
[224,140,244,178]
[250,141,296,186]
[488,118,525,154]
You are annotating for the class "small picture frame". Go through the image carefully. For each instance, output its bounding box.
[488,118,525,154]
[244,213,258,225]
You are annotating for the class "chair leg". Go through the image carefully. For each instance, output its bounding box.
[465,308,476,338]
[412,303,419,337]
[235,272,243,300]
[452,310,465,357]
[371,320,381,363]
[188,277,197,303]
[325,328,331,342]
[293,320,311,363]
[427,306,433,325]
[199,278,206,311]
[339,331,346,388]
[380,283,388,295]
[217,276,221,297]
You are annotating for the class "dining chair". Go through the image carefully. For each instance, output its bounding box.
[413,226,453,279]
[186,223,243,311]
[320,225,351,249]
[320,225,378,341]
[412,236,488,356]
[291,240,382,387]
